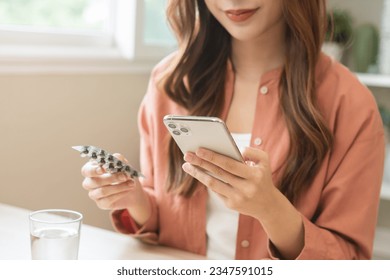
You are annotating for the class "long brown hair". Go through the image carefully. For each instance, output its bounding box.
[163,0,332,203]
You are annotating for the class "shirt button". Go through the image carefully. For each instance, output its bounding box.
[260,86,269,95]
[241,240,250,248]
[254,137,263,146]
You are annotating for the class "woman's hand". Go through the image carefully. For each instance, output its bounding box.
[182,147,276,219]
[80,154,151,225]
[182,147,304,259]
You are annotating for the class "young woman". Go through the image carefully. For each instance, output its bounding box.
[81,0,385,259]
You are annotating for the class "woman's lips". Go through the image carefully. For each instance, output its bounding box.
[225,8,259,22]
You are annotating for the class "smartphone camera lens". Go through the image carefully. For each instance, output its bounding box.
[180,127,189,133]
[172,130,181,136]
[168,123,176,129]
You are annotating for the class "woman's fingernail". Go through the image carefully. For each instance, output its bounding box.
[119,173,128,182]
[196,148,206,157]
[184,153,194,161]
[96,166,104,175]
[182,162,191,172]
[245,160,256,167]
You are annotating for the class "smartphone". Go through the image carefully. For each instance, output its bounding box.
[163,115,244,162]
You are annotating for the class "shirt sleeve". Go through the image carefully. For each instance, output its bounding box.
[110,66,163,244]
[268,130,384,259]
[268,75,385,259]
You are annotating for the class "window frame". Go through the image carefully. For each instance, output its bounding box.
[0,0,175,74]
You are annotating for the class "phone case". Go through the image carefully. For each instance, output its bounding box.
[72,145,144,178]
[163,115,243,162]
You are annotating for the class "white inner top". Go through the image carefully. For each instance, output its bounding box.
[206,132,251,259]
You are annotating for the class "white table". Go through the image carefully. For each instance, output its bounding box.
[0,203,205,260]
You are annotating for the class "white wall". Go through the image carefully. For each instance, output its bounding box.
[0,72,150,230]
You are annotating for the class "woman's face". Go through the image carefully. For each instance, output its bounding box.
[204,0,285,42]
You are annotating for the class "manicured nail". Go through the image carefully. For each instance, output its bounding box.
[196,148,205,157]
[96,166,104,175]
[182,162,191,172]
[184,153,194,161]
[119,173,128,182]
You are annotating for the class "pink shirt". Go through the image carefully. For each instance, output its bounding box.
[111,53,385,259]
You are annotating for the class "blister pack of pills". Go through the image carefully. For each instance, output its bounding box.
[72,145,144,178]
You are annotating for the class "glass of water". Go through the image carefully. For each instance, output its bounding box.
[29,209,82,260]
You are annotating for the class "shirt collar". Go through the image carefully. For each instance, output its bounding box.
[226,59,283,84]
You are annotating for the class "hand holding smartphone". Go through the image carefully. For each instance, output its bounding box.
[163,115,244,162]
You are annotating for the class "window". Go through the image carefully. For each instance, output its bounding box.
[0,0,111,33]
[0,0,176,73]
[0,0,113,47]
[144,0,175,46]
[131,0,176,59]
